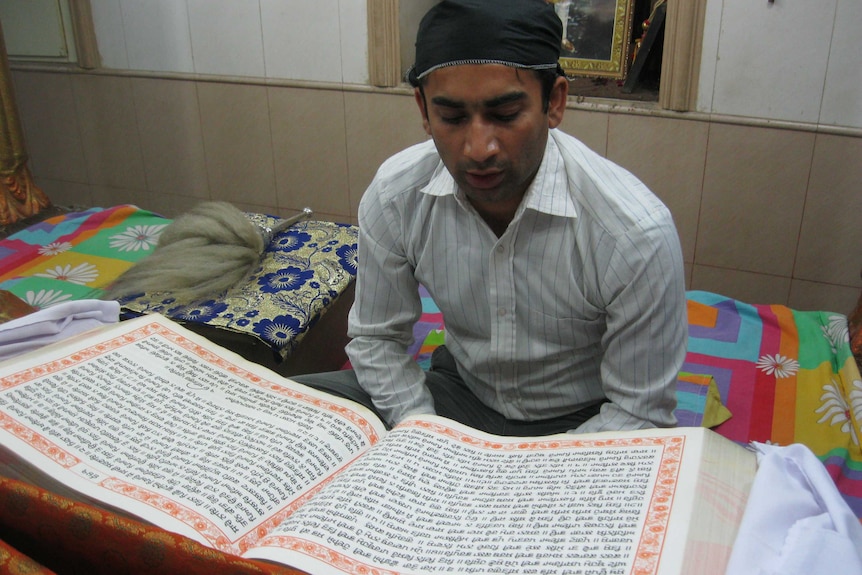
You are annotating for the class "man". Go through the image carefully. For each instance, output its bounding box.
[296,0,687,436]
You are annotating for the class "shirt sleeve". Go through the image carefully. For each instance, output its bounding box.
[345,178,436,427]
[574,208,688,434]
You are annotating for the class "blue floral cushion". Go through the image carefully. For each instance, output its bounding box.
[121,219,357,359]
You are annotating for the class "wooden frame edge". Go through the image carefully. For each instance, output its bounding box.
[659,0,707,112]
[68,0,100,69]
[367,0,400,88]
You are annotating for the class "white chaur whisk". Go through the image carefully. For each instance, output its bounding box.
[103,201,312,302]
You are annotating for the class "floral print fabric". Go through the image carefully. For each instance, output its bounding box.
[0,205,168,306]
[0,206,358,360]
[684,290,862,519]
[120,218,358,359]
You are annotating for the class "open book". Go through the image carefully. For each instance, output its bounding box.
[0,314,757,575]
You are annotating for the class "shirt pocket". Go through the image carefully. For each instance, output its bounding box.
[523,305,605,358]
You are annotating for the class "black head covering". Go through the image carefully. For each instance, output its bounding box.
[407,0,564,86]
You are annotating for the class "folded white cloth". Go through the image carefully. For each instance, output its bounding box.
[0,300,120,362]
[725,442,862,575]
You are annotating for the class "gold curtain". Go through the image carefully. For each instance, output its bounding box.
[0,22,50,225]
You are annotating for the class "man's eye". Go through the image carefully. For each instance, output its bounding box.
[493,111,520,123]
[440,115,465,125]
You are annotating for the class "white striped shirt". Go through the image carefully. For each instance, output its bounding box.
[346,129,688,432]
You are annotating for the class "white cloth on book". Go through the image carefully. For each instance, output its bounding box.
[0,300,120,362]
[725,442,862,575]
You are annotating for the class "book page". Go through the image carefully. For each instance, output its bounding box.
[672,430,757,575]
[249,416,696,575]
[0,315,385,555]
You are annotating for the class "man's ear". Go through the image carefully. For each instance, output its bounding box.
[414,88,432,135]
[547,76,568,129]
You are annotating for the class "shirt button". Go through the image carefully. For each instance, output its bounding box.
[497,308,507,317]
[496,245,505,253]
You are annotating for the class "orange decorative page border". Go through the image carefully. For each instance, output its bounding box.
[256,535,402,575]
[0,324,168,470]
[157,322,383,444]
[101,470,360,555]
[255,533,405,575]
[401,420,686,575]
[0,411,81,467]
[0,415,234,549]
[0,323,163,389]
[0,319,383,444]
[0,319,382,554]
[254,422,687,575]
[231,453,368,555]
[100,477,237,551]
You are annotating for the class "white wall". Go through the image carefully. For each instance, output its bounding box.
[90,0,369,84]
[698,0,861,129]
[7,0,861,129]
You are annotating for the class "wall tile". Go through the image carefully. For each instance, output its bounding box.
[789,279,860,314]
[35,179,94,210]
[261,0,344,83]
[120,0,194,73]
[187,0,265,77]
[819,0,862,129]
[89,0,128,69]
[558,108,608,156]
[794,134,862,287]
[135,191,203,218]
[115,188,195,218]
[13,71,88,184]
[196,82,277,207]
[343,90,428,213]
[696,123,813,277]
[131,78,210,200]
[268,86,350,217]
[89,184,152,212]
[89,185,202,219]
[227,199,278,216]
[690,265,791,306]
[607,114,708,263]
[71,75,147,190]
[711,1,835,122]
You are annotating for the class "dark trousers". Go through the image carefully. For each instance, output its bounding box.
[293,346,603,437]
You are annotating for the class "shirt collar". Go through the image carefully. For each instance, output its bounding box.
[523,132,578,218]
[420,130,578,219]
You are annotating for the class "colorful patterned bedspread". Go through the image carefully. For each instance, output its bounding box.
[0,205,358,360]
[685,290,862,519]
[0,205,169,304]
[408,287,862,519]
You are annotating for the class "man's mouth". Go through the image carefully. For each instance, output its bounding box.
[464,170,504,190]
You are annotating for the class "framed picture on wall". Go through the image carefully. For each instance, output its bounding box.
[550,0,636,79]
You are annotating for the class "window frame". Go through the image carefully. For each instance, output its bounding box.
[2,0,99,69]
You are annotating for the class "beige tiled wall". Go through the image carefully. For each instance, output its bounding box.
[12,69,862,314]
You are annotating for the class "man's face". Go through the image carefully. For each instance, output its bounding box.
[415,64,565,213]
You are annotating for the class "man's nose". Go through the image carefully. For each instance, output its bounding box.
[464,119,499,162]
